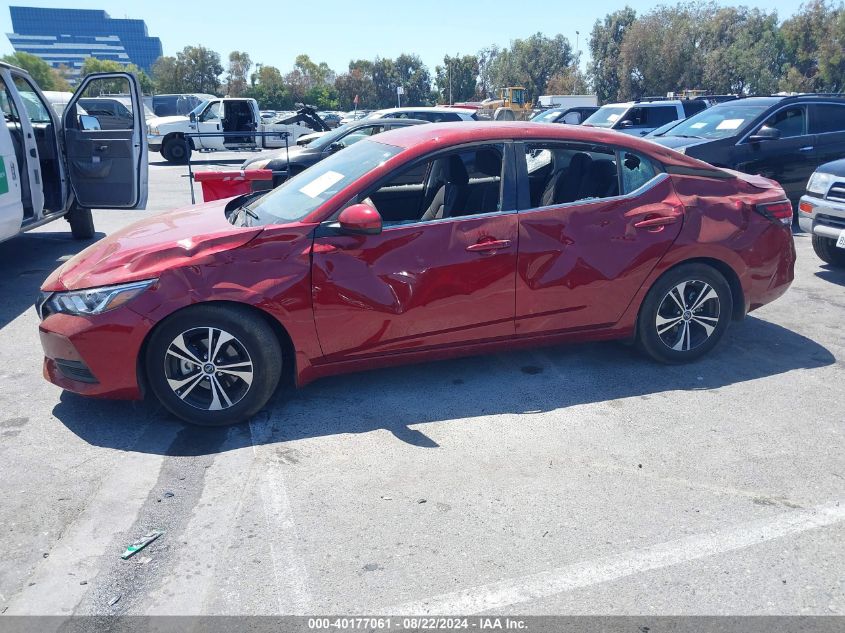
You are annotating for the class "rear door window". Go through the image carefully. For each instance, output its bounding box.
[645,106,679,127]
[809,104,845,134]
[620,152,658,194]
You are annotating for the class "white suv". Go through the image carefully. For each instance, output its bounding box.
[366,106,477,122]
[583,99,709,136]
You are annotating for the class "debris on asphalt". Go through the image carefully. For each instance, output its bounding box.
[638,464,643,469]
[42,552,48,558]
[121,530,163,559]
[137,556,152,565]
[417,498,426,504]
[79,580,87,585]
[108,595,121,606]
[542,531,549,538]
[381,495,392,500]
[163,491,174,498]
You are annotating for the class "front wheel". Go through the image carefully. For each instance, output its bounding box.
[145,304,282,426]
[66,206,95,240]
[162,137,192,163]
[637,264,733,363]
[812,235,845,267]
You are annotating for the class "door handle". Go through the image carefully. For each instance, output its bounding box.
[799,146,814,152]
[466,239,511,252]
[634,215,680,230]
[95,145,108,152]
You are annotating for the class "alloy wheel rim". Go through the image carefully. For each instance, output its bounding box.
[163,327,253,411]
[655,280,720,352]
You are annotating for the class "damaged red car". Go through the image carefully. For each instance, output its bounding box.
[37,122,795,425]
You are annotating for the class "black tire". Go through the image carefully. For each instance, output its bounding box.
[145,304,282,426]
[636,263,733,364]
[812,235,845,267]
[162,136,192,164]
[67,206,95,240]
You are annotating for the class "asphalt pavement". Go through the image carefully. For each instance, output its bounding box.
[0,150,842,616]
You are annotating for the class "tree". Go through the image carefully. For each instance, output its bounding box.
[151,56,182,93]
[178,45,223,94]
[334,60,377,109]
[587,7,637,103]
[395,54,432,105]
[2,52,62,90]
[546,63,590,95]
[434,54,479,103]
[79,57,154,94]
[487,33,574,101]
[226,51,251,97]
[244,64,292,110]
[476,45,501,99]
[780,0,845,92]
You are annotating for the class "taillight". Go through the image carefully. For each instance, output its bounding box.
[755,200,793,226]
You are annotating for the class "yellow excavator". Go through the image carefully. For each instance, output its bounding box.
[477,87,534,121]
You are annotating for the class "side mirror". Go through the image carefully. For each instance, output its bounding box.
[618,119,634,128]
[749,125,780,142]
[189,112,197,122]
[328,142,344,154]
[338,203,382,235]
[79,114,102,131]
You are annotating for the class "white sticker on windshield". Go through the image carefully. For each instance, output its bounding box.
[690,122,707,129]
[716,118,743,130]
[299,171,344,198]
[607,113,621,122]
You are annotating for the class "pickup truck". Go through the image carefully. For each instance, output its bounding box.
[0,61,147,243]
[146,98,330,163]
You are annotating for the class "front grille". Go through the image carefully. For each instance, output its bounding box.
[827,182,845,203]
[816,213,845,230]
[55,359,98,384]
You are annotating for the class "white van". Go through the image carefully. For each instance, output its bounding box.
[0,62,148,243]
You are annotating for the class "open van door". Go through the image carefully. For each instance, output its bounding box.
[62,73,148,210]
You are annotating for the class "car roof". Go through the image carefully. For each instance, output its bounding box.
[372,121,724,170]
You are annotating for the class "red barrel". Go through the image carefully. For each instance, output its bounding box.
[193,169,273,202]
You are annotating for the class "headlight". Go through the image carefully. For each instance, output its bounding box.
[148,125,159,135]
[38,279,156,319]
[242,157,271,170]
[806,171,834,196]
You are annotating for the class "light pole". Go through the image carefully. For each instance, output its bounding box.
[449,57,453,105]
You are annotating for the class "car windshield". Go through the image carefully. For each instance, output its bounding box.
[531,109,562,123]
[660,103,771,139]
[583,106,628,127]
[309,124,356,150]
[189,100,209,117]
[242,140,402,225]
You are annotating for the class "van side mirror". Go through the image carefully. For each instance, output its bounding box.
[328,142,344,154]
[338,203,382,235]
[749,125,780,142]
[618,119,634,128]
[79,115,102,131]
[189,112,196,122]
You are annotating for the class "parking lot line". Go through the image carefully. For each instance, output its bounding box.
[384,500,845,615]
[249,416,313,614]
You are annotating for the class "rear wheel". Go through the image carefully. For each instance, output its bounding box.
[66,206,95,240]
[146,304,282,426]
[637,264,733,363]
[162,136,192,163]
[812,235,845,267]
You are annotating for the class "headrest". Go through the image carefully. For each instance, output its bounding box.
[568,152,593,173]
[475,149,502,177]
[447,154,469,186]
[590,159,617,180]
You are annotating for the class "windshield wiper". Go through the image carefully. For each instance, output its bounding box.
[671,134,704,139]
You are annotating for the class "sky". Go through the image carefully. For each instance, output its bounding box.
[0,0,812,75]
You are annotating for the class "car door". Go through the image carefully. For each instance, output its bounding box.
[0,118,23,241]
[515,142,684,335]
[193,101,225,150]
[809,103,845,168]
[311,143,518,360]
[735,105,815,202]
[63,72,148,209]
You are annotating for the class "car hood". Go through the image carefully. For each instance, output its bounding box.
[42,199,263,292]
[243,145,311,168]
[148,115,189,128]
[649,136,712,151]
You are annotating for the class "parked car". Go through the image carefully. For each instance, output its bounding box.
[77,97,144,130]
[241,118,429,186]
[798,159,845,267]
[531,106,599,125]
[584,98,711,136]
[339,110,371,125]
[37,122,795,426]
[318,111,343,128]
[649,95,845,208]
[365,106,477,122]
[0,63,147,244]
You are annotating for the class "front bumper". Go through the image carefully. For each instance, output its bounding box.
[39,308,152,400]
[147,134,164,151]
[798,195,845,238]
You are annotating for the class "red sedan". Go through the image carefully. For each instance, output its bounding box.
[37,123,795,426]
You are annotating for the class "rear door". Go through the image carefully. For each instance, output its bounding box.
[63,73,148,209]
[809,102,845,169]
